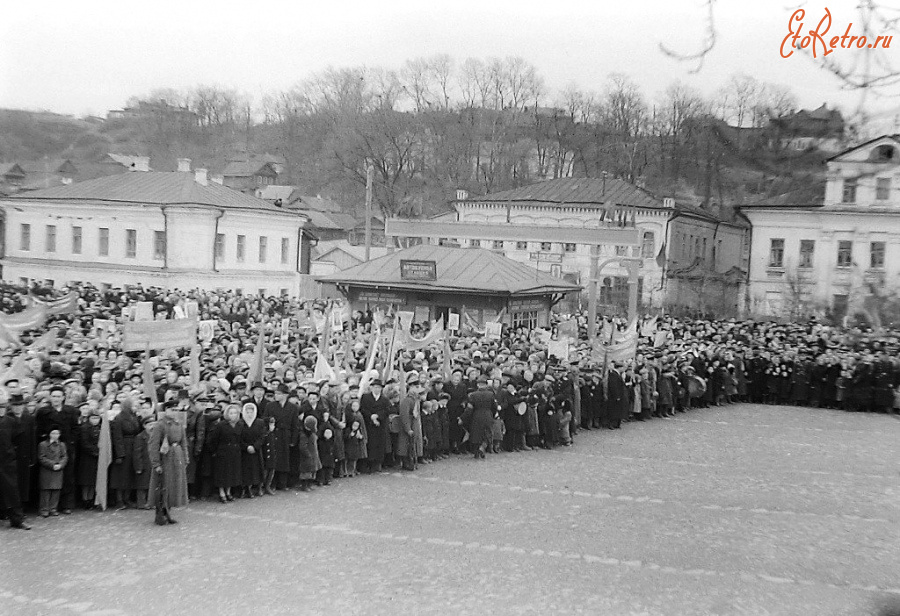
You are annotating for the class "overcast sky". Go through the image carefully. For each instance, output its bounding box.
[1,0,897,121]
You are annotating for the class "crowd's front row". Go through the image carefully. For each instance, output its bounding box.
[1,358,706,529]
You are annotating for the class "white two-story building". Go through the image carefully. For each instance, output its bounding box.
[0,169,308,296]
[451,178,749,316]
[742,134,900,319]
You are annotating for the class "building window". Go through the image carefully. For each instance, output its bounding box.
[837,240,853,267]
[99,228,109,256]
[46,225,56,253]
[540,242,552,251]
[564,243,577,253]
[20,224,30,251]
[493,240,504,250]
[876,178,890,200]
[616,245,627,257]
[125,229,137,258]
[516,241,528,251]
[870,241,885,269]
[72,226,82,255]
[701,237,707,262]
[215,233,225,260]
[281,237,290,264]
[153,231,166,260]
[512,310,540,330]
[641,232,655,259]
[842,178,857,203]
[259,236,267,263]
[236,235,246,262]
[768,238,784,268]
[470,239,481,248]
[798,240,815,268]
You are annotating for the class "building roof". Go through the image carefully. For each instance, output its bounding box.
[105,153,150,170]
[18,159,76,174]
[295,209,360,231]
[318,244,582,296]
[6,172,293,213]
[465,177,661,209]
[0,163,26,178]
[312,240,389,263]
[222,160,277,178]
[257,185,297,202]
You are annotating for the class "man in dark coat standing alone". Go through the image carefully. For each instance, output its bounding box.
[35,386,79,514]
[262,384,299,490]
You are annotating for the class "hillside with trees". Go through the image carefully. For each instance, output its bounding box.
[1,56,838,216]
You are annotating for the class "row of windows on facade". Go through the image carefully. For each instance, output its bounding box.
[19,224,292,265]
[841,177,893,203]
[437,232,656,258]
[768,239,888,269]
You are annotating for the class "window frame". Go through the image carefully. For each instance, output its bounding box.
[153,230,166,261]
[236,235,246,263]
[125,229,137,258]
[20,223,30,251]
[45,224,56,253]
[258,236,268,263]
[281,237,290,265]
[841,178,857,204]
[98,227,109,257]
[798,239,815,268]
[72,226,82,255]
[836,240,853,268]
[876,177,890,201]
[870,241,886,269]
[768,238,785,268]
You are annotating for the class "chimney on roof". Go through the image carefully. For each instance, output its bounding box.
[194,168,208,186]
[455,189,469,201]
[177,158,191,173]
[132,157,150,172]
[662,197,675,209]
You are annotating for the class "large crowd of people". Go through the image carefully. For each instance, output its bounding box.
[1,283,899,530]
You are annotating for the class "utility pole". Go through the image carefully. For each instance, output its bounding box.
[364,161,374,261]
[587,244,600,340]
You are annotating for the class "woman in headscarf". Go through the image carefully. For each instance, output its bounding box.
[208,404,242,503]
[148,401,190,526]
[239,402,265,498]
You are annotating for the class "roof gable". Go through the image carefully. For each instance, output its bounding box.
[223,161,278,177]
[826,134,900,163]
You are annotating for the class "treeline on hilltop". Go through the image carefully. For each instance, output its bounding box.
[2,56,833,216]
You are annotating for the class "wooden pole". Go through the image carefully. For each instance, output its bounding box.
[587,244,599,340]
[365,161,374,261]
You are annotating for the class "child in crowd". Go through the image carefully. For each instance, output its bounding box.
[38,429,68,517]
[344,400,366,477]
[491,411,505,453]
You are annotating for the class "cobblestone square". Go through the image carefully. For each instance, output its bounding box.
[3,404,899,616]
